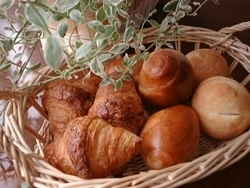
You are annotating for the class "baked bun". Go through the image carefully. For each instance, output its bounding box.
[140,104,200,170]
[191,76,250,140]
[138,48,195,107]
[186,48,229,87]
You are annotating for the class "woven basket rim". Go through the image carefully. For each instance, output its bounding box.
[1,22,250,188]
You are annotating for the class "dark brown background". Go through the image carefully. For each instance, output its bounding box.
[1,0,250,187]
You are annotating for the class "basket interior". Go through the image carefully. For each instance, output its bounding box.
[2,25,250,187]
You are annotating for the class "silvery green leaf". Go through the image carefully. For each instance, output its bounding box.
[165,42,174,49]
[175,10,185,21]
[57,19,68,38]
[95,25,116,40]
[135,14,144,20]
[28,62,41,71]
[122,74,132,81]
[0,0,15,10]
[112,30,120,41]
[96,38,108,52]
[87,20,105,33]
[115,79,123,90]
[75,41,83,49]
[89,57,104,76]
[54,0,79,12]
[0,62,11,72]
[118,8,129,18]
[44,35,63,69]
[20,182,30,188]
[69,9,84,22]
[163,0,178,12]
[123,26,134,43]
[25,5,48,30]
[98,53,112,62]
[147,19,160,28]
[75,41,93,61]
[109,43,129,55]
[212,0,220,5]
[107,0,123,6]
[96,6,106,22]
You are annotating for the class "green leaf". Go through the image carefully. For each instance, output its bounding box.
[89,57,104,76]
[57,19,68,38]
[115,79,123,90]
[44,35,63,69]
[123,26,134,43]
[212,0,220,5]
[25,5,48,30]
[69,9,84,22]
[0,62,11,72]
[95,25,116,40]
[20,182,30,188]
[163,0,178,13]
[107,0,123,6]
[96,6,107,22]
[53,0,79,13]
[75,41,93,61]
[147,19,160,28]
[28,62,41,71]
[109,43,129,55]
[135,14,144,20]
[96,38,108,52]
[87,20,105,33]
[0,0,15,10]
[175,10,185,21]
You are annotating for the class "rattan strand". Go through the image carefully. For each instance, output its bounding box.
[0,22,250,188]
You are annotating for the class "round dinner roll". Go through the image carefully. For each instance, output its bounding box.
[191,76,250,140]
[140,104,200,170]
[138,48,195,107]
[186,48,229,87]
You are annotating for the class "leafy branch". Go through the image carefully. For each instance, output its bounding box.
[0,0,220,91]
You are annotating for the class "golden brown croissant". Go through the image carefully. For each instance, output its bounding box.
[44,116,142,179]
[42,80,93,140]
[88,78,145,135]
[72,72,101,100]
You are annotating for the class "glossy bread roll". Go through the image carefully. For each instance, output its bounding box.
[140,104,200,170]
[138,48,195,107]
[191,76,250,139]
[186,48,230,87]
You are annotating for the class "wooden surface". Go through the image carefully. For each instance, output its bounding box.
[1,1,250,187]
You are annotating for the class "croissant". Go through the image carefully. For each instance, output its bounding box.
[42,80,93,140]
[88,77,145,135]
[72,71,101,100]
[44,116,142,179]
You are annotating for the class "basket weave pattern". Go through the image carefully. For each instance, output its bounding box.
[1,21,250,188]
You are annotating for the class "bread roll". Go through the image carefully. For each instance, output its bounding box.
[191,76,250,140]
[140,104,200,170]
[138,48,195,107]
[186,48,229,87]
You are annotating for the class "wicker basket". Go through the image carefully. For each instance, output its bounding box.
[1,21,250,188]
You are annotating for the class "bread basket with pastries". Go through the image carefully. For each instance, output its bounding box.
[0,1,250,188]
